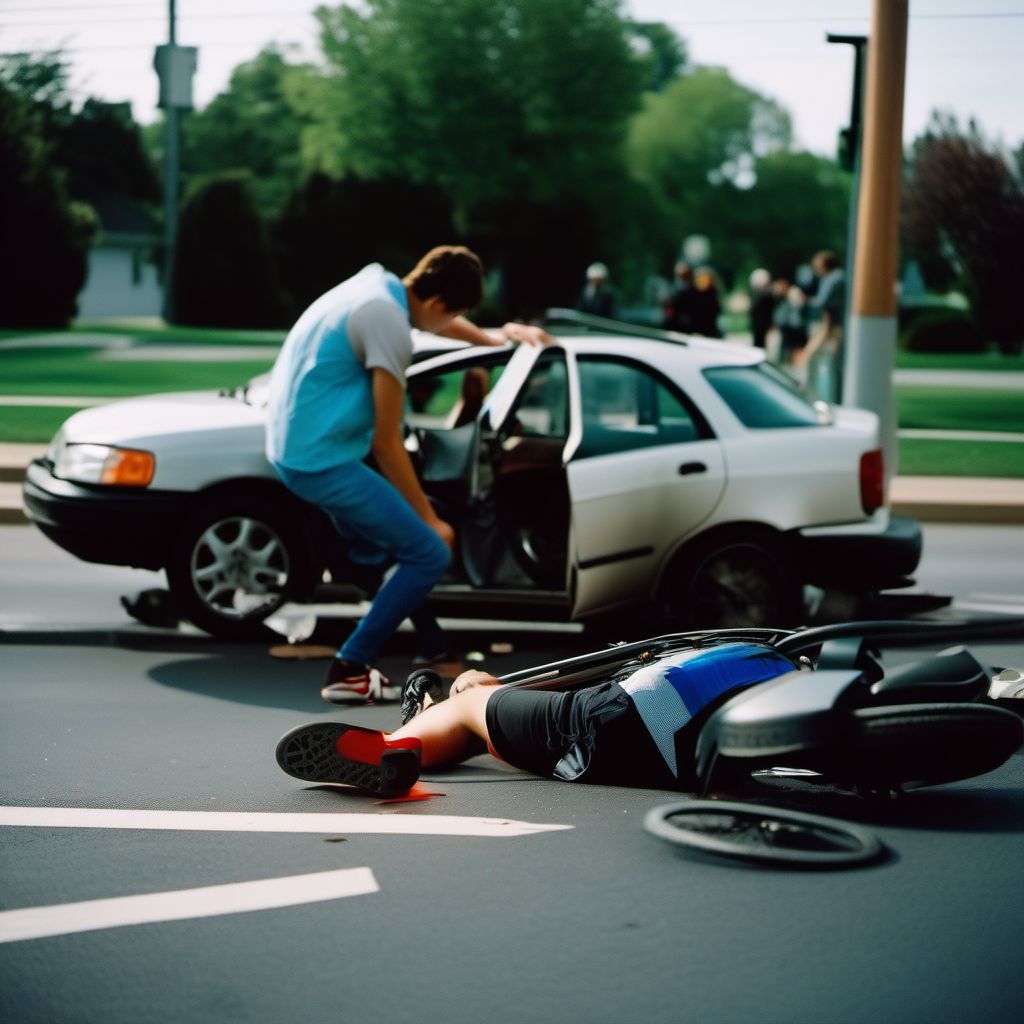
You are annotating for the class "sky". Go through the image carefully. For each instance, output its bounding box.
[2,0,1023,156]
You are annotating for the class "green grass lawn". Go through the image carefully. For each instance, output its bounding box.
[0,324,285,346]
[0,406,87,444]
[895,350,1024,371]
[0,348,275,397]
[895,387,1024,433]
[898,437,1024,478]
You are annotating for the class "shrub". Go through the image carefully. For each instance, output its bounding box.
[900,310,987,354]
[172,171,287,328]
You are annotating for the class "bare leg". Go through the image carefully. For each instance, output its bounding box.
[387,685,501,767]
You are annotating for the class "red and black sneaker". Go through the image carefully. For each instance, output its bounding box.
[275,722,421,796]
[320,658,402,705]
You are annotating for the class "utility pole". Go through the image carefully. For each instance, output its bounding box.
[153,0,197,322]
[844,0,908,488]
[827,32,867,350]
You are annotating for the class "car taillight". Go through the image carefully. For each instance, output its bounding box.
[860,449,884,514]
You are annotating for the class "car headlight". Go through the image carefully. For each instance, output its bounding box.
[53,443,156,487]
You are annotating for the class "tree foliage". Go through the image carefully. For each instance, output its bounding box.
[275,172,456,318]
[627,67,794,281]
[177,47,311,217]
[0,79,94,327]
[311,0,643,218]
[903,114,1024,354]
[172,172,286,327]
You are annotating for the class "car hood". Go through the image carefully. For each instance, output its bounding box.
[55,391,273,491]
[59,390,266,448]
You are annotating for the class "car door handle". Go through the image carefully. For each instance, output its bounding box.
[677,461,707,476]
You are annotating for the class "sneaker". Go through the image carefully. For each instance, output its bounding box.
[275,722,421,796]
[320,658,401,705]
[401,668,448,725]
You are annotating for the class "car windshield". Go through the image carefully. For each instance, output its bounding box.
[703,364,825,428]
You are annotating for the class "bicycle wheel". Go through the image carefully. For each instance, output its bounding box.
[644,800,884,868]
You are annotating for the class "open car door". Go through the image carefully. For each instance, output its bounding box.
[564,353,727,618]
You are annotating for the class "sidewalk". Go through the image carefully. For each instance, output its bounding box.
[2,442,1022,526]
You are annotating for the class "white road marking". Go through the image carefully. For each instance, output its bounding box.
[0,866,378,945]
[0,806,573,837]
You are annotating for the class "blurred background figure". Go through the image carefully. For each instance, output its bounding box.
[771,281,808,369]
[748,267,775,348]
[577,261,616,318]
[691,266,722,337]
[662,260,696,332]
[797,249,846,400]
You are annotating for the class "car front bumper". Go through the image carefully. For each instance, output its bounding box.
[22,458,188,571]
[789,512,923,590]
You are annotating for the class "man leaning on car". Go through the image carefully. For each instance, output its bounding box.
[264,245,549,704]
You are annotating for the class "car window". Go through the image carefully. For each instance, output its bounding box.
[506,351,570,439]
[574,356,709,459]
[405,355,508,429]
[703,364,823,428]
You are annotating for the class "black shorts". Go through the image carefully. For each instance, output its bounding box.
[485,682,678,789]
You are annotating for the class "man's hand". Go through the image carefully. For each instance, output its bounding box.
[428,515,455,550]
[450,669,501,694]
[501,322,554,346]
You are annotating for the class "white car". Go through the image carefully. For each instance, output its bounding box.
[23,313,921,639]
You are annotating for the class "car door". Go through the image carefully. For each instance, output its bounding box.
[565,353,727,617]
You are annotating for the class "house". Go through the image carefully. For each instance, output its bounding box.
[76,192,163,320]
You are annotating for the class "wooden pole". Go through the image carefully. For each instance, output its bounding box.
[844,0,908,487]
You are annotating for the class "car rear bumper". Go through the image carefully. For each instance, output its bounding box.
[22,459,188,571]
[789,513,923,590]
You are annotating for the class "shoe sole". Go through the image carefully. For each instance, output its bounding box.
[275,723,420,796]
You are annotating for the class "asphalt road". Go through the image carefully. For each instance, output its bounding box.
[2,524,1024,1024]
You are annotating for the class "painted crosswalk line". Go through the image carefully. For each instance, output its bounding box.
[0,866,379,944]
[0,805,573,838]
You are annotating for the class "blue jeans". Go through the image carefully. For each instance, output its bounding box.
[273,460,450,666]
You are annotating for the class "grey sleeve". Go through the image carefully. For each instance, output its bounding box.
[347,298,414,385]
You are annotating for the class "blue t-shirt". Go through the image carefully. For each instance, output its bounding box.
[265,264,413,472]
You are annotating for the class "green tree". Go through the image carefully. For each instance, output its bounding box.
[628,22,688,92]
[172,172,286,327]
[627,66,793,279]
[175,47,312,218]
[0,79,95,327]
[275,172,456,318]
[903,114,1024,354]
[305,0,648,314]
[733,150,850,279]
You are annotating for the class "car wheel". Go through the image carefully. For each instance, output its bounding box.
[167,493,311,640]
[665,536,799,630]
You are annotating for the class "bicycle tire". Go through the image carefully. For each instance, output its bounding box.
[644,800,883,868]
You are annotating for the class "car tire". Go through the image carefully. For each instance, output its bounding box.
[167,492,312,641]
[663,535,800,630]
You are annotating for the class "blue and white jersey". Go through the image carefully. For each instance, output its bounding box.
[265,264,413,472]
[619,643,795,777]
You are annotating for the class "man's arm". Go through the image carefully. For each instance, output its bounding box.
[370,367,454,549]
[439,315,553,347]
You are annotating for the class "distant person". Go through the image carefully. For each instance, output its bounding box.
[663,261,696,332]
[796,249,846,399]
[577,262,616,319]
[748,268,775,348]
[771,282,808,367]
[691,267,722,338]
[265,246,550,705]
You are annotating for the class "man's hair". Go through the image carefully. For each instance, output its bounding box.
[813,249,840,271]
[404,246,484,312]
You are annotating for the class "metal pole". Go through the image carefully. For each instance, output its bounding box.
[844,0,908,489]
[162,0,179,322]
